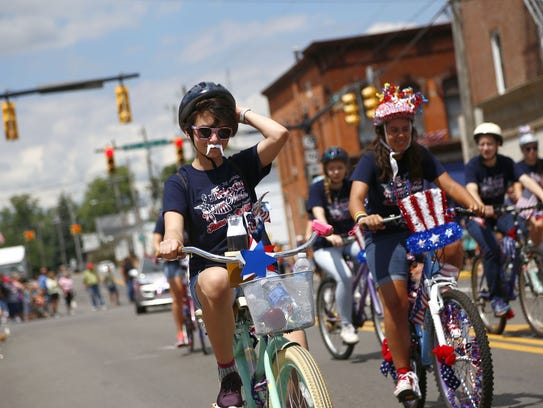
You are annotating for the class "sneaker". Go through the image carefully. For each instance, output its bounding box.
[527,265,543,294]
[394,371,421,402]
[340,323,359,345]
[491,297,511,317]
[216,372,243,408]
[176,332,189,348]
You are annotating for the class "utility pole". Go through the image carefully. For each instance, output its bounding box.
[449,0,477,162]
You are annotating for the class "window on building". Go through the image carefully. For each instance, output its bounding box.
[490,30,506,94]
[442,77,461,140]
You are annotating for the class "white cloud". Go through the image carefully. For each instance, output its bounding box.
[0,0,148,54]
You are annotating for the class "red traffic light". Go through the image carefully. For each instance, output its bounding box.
[104,146,114,158]
[174,137,184,148]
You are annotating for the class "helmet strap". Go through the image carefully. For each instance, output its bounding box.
[381,126,412,180]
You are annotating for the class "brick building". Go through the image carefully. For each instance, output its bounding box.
[262,23,463,244]
[458,0,543,162]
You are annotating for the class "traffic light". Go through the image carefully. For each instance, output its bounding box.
[104,146,115,175]
[341,92,360,125]
[174,137,184,166]
[115,84,132,124]
[23,230,35,242]
[70,224,82,235]
[361,86,379,119]
[2,100,19,141]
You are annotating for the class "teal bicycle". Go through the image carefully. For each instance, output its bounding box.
[181,219,334,408]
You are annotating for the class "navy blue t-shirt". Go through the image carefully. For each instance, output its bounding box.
[515,158,543,202]
[306,178,353,250]
[350,146,445,224]
[465,154,517,206]
[162,146,270,277]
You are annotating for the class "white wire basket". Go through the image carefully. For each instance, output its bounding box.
[240,271,315,335]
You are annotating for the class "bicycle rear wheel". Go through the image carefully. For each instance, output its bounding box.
[430,289,494,408]
[370,287,386,345]
[272,345,332,408]
[518,251,543,337]
[316,278,355,359]
[470,256,506,334]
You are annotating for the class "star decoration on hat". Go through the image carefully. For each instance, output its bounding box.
[240,241,276,278]
[429,233,440,245]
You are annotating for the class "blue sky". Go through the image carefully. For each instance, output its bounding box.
[0,0,449,209]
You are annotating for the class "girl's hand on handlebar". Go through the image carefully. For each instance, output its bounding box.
[468,203,485,218]
[159,239,184,260]
[357,214,385,231]
[325,234,344,247]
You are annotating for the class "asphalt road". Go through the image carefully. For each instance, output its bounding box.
[1,273,543,408]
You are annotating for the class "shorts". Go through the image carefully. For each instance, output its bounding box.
[188,268,247,311]
[364,229,411,288]
[164,261,183,281]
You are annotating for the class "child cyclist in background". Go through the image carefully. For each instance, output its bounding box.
[349,83,483,403]
[307,146,361,345]
[158,82,300,408]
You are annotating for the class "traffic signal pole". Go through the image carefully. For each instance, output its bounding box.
[1,73,140,140]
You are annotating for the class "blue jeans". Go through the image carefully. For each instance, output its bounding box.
[87,284,105,308]
[466,214,525,299]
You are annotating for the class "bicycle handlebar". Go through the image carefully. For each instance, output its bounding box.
[178,219,333,264]
[491,202,543,215]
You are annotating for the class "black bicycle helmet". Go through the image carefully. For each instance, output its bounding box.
[178,81,236,130]
[321,146,349,164]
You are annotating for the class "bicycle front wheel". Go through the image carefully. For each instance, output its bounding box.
[518,251,543,337]
[430,289,494,408]
[196,315,210,354]
[470,256,506,334]
[316,278,355,359]
[272,345,332,408]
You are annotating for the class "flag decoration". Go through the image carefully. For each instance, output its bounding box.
[433,345,460,389]
[398,188,463,254]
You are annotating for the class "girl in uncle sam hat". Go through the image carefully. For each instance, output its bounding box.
[348,83,484,404]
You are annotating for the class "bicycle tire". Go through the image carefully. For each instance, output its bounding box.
[316,278,355,359]
[518,251,543,337]
[430,289,494,408]
[470,256,506,334]
[370,288,386,345]
[184,304,195,352]
[272,345,332,408]
[197,316,210,354]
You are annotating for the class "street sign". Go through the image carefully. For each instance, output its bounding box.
[94,138,171,153]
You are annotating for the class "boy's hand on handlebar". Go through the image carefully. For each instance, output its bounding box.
[158,239,184,260]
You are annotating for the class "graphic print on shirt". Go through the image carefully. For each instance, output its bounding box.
[195,176,252,233]
[381,175,423,205]
[479,175,505,199]
[328,197,351,222]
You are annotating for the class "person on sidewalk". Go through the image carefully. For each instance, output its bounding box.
[82,262,105,311]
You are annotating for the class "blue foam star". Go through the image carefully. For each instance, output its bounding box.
[240,241,276,278]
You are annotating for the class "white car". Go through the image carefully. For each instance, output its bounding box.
[133,257,172,314]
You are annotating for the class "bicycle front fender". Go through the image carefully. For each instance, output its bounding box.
[263,336,300,407]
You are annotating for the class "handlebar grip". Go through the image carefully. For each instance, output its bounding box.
[311,219,333,236]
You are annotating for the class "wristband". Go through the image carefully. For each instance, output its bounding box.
[239,107,251,124]
[354,211,367,223]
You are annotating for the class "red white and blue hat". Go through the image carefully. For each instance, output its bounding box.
[373,83,427,126]
[398,188,462,254]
